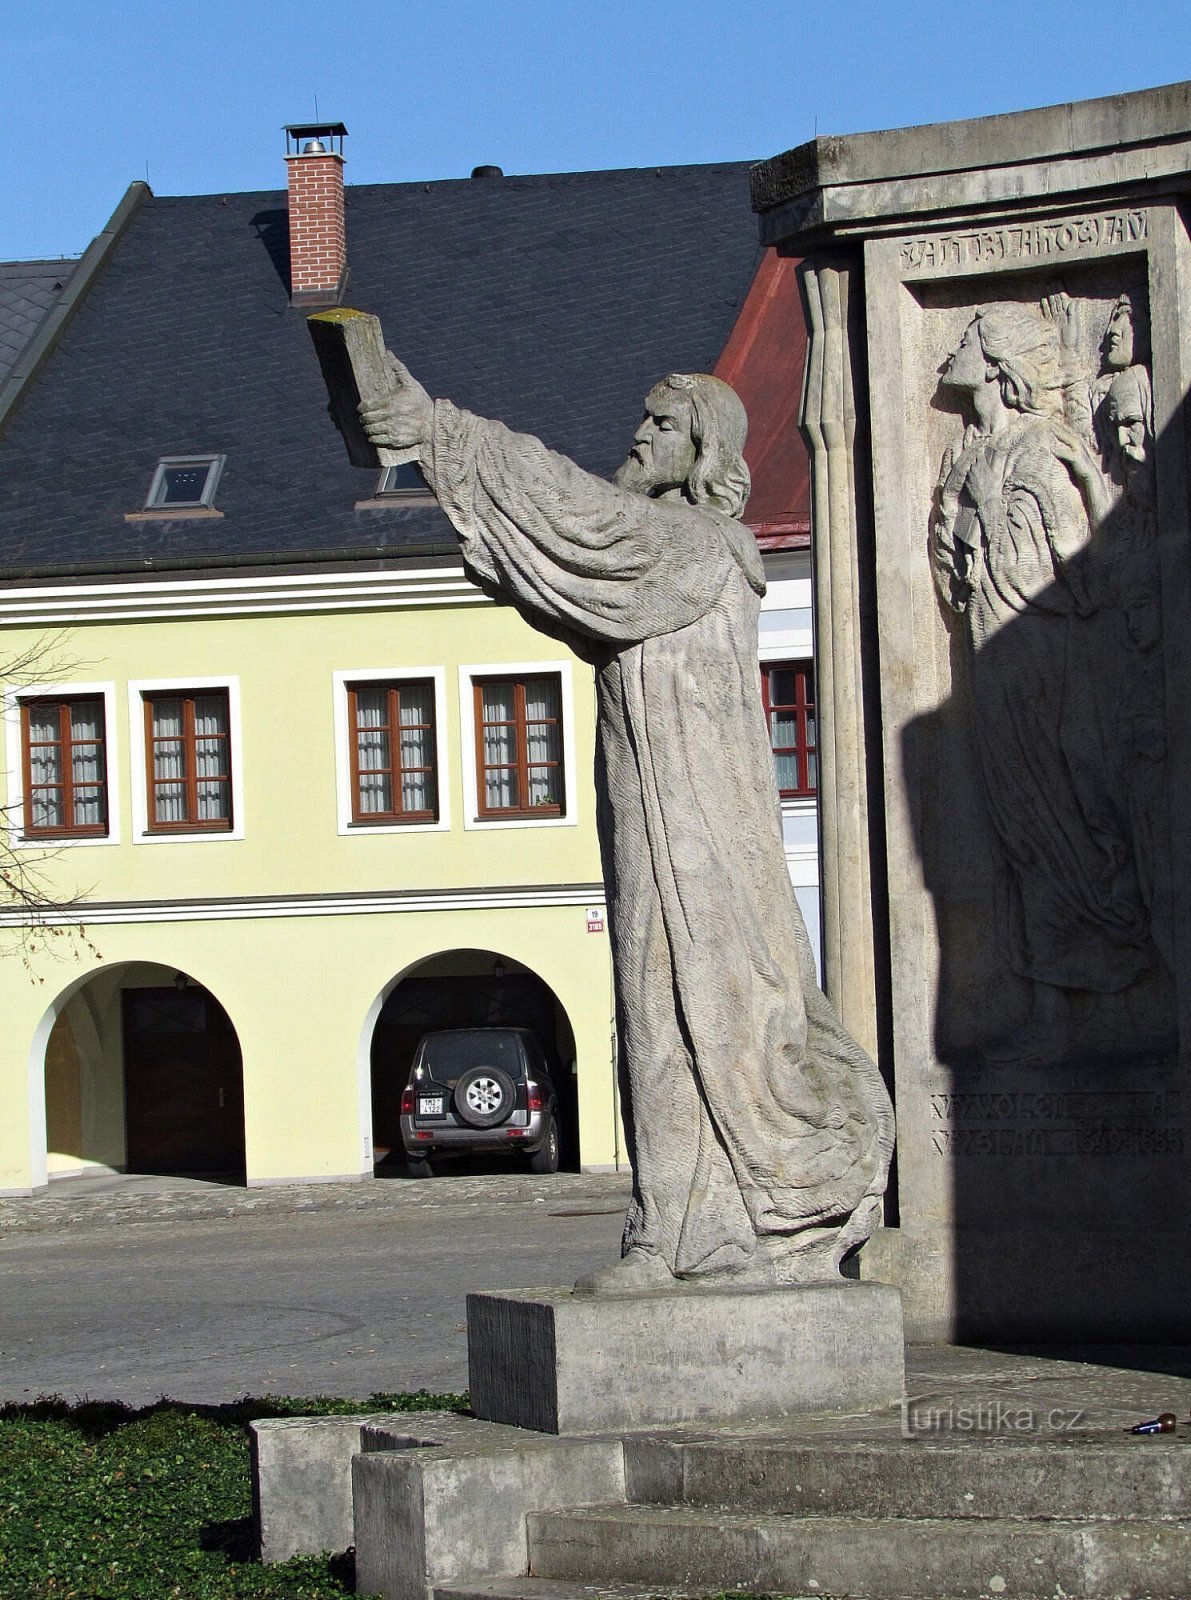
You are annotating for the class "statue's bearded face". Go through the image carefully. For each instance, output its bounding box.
[615,388,697,497]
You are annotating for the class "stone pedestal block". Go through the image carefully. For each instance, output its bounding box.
[467,1279,904,1433]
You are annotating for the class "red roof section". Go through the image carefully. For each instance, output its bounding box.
[714,249,811,550]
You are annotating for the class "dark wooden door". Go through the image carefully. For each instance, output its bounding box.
[122,987,245,1175]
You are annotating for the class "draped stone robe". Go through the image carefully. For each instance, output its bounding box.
[423,400,893,1280]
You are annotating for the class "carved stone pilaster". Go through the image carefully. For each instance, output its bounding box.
[799,259,878,1060]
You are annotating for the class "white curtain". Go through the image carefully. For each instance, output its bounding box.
[398,682,433,814]
[524,678,560,806]
[151,698,187,823]
[27,706,62,829]
[69,701,104,827]
[481,682,516,809]
[354,688,391,815]
[771,705,798,792]
[193,695,229,822]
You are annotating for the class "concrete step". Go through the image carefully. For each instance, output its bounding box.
[434,1580,740,1600]
[629,1435,1191,1520]
[528,1503,1191,1599]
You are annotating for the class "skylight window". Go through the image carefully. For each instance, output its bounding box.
[375,461,426,495]
[146,455,225,510]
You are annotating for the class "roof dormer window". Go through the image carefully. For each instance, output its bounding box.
[146,454,225,510]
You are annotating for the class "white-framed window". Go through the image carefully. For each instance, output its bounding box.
[3,681,120,847]
[458,659,578,830]
[332,667,450,835]
[145,455,225,510]
[128,676,244,843]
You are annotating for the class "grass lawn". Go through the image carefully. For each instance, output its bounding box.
[0,1389,467,1600]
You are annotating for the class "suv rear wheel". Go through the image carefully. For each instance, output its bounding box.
[528,1115,560,1174]
[453,1065,517,1128]
[406,1153,434,1179]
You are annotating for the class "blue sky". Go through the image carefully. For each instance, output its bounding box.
[4,0,1189,260]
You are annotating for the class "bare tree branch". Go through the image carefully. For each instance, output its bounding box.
[0,633,102,973]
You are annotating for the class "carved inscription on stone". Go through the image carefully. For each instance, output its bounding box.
[930,1091,1181,1120]
[932,1127,1184,1156]
[900,210,1148,273]
[929,1091,1183,1156]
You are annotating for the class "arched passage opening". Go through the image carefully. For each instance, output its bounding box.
[369,948,579,1172]
[41,962,246,1182]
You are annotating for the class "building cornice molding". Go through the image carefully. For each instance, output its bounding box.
[0,880,607,928]
[0,562,489,627]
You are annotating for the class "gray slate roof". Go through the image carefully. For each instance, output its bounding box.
[0,260,74,387]
[0,163,761,577]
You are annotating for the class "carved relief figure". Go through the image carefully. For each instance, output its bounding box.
[357,352,893,1288]
[1044,288,1170,991]
[930,304,1154,1064]
[1098,363,1170,969]
[1046,288,1151,465]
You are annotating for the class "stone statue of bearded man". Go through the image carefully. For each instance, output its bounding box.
[360,351,894,1292]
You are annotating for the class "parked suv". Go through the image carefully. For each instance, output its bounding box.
[399,1027,561,1178]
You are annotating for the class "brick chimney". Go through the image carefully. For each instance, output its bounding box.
[284,122,348,306]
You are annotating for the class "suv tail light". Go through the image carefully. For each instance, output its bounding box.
[526,1082,544,1112]
[400,1085,414,1116]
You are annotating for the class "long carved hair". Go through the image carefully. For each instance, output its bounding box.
[659,372,752,519]
[973,305,1063,417]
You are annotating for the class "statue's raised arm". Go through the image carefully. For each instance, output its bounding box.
[314,311,894,1292]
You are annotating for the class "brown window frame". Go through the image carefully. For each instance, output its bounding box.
[473,673,565,820]
[347,679,439,825]
[142,689,233,834]
[760,660,817,800]
[20,695,109,838]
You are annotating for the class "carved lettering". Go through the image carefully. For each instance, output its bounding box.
[930,1091,1181,1121]
[900,210,1149,274]
[931,1126,1184,1156]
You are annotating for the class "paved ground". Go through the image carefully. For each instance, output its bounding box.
[4,1170,1190,1429]
[0,1168,631,1405]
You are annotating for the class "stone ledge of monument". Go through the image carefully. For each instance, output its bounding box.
[256,1407,626,1567]
[665,1434,1191,1519]
[751,78,1191,212]
[252,1412,403,1565]
[433,1583,711,1600]
[751,79,1191,246]
[352,1424,627,1600]
[526,1503,1191,1600]
[467,1281,905,1434]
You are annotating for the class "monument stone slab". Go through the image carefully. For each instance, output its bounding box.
[754,80,1191,1340]
[467,1282,905,1433]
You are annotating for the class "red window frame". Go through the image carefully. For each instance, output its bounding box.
[20,696,109,838]
[143,690,233,833]
[474,674,564,819]
[347,680,439,824]
[760,661,817,799]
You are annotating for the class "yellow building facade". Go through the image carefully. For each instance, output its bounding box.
[0,561,618,1194]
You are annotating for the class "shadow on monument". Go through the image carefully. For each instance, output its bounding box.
[901,323,1188,1344]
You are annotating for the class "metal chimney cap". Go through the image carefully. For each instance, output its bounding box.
[284,122,348,157]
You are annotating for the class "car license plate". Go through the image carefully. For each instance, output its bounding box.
[419,1096,444,1116]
